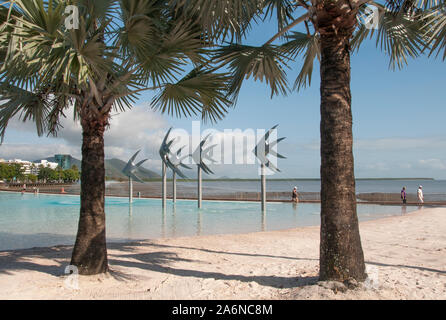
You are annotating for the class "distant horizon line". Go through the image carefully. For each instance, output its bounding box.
[3,156,441,181]
[109,177,437,182]
[193,178,437,181]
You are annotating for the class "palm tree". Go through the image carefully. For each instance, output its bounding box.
[421,0,446,58]
[208,0,438,282]
[0,0,441,281]
[0,0,248,275]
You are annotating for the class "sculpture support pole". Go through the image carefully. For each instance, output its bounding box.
[198,166,202,208]
[173,171,177,203]
[261,164,266,211]
[123,150,147,205]
[162,160,166,208]
[129,177,133,203]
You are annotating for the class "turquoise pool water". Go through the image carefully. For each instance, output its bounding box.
[0,191,417,251]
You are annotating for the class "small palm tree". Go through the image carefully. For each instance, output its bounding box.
[206,0,440,282]
[0,0,245,275]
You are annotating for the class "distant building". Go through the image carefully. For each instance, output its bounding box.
[11,159,33,175]
[2,159,35,175]
[55,154,72,170]
[0,159,58,175]
[36,160,58,170]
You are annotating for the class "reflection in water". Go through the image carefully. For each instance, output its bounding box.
[401,205,407,215]
[171,204,177,237]
[197,210,202,236]
[127,204,133,237]
[0,192,422,251]
[292,202,299,223]
[161,206,167,238]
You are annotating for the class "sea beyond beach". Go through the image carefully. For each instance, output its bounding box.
[73,178,446,202]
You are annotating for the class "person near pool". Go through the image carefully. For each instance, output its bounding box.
[417,185,424,204]
[292,186,299,203]
[401,186,407,204]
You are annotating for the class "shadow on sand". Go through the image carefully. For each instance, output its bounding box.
[1,240,444,291]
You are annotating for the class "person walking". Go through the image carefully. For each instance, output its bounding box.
[417,185,424,204]
[292,186,299,203]
[401,186,407,204]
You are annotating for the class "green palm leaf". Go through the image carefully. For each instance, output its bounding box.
[421,1,446,59]
[262,0,296,33]
[1,0,236,138]
[279,31,320,90]
[0,82,71,140]
[214,43,290,100]
[352,3,428,69]
[151,67,232,123]
[169,0,263,41]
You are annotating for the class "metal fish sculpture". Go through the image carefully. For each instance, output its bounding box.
[122,149,148,183]
[253,124,286,173]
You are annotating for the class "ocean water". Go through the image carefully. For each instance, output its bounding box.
[0,191,418,251]
[177,179,446,200]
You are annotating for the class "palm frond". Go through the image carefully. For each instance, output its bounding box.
[1,0,257,140]
[126,18,207,87]
[169,0,263,42]
[279,31,320,90]
[0,82,71,141]
[151,67,232,123]
[421,1,446,59]
[77,0,119,21]
[262,0,296,35]
[214,43,290,100]
[352,4,428,69]
[379,10,427,68]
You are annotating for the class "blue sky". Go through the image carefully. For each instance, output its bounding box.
[1,15,445,179]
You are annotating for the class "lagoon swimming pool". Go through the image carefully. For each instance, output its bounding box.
[0,191,417,251]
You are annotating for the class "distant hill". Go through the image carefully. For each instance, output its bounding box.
[105,158,160,180]
[35,156,160,180]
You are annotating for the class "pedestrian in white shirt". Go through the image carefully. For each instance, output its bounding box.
[417,186,424,204]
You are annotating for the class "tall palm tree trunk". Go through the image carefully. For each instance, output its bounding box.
[318,27,366,282]
[70,110,109,275]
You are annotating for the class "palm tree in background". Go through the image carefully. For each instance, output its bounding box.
[205,0,442,282]
[0,0,258,275]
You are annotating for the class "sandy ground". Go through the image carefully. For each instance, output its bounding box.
[0,207,445,300]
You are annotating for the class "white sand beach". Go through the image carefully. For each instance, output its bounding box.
[0,207,445,300]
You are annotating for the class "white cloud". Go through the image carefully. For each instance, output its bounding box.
[360,162,390,171]
[0,143,80,161]
[354,137,446,151]
[399,163,413,169]
[2,114,446,179]
[0,105,169,161]
[418,159,446,170]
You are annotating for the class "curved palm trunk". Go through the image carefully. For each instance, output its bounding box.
[318,28,366,282]
[70,112,108,275]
